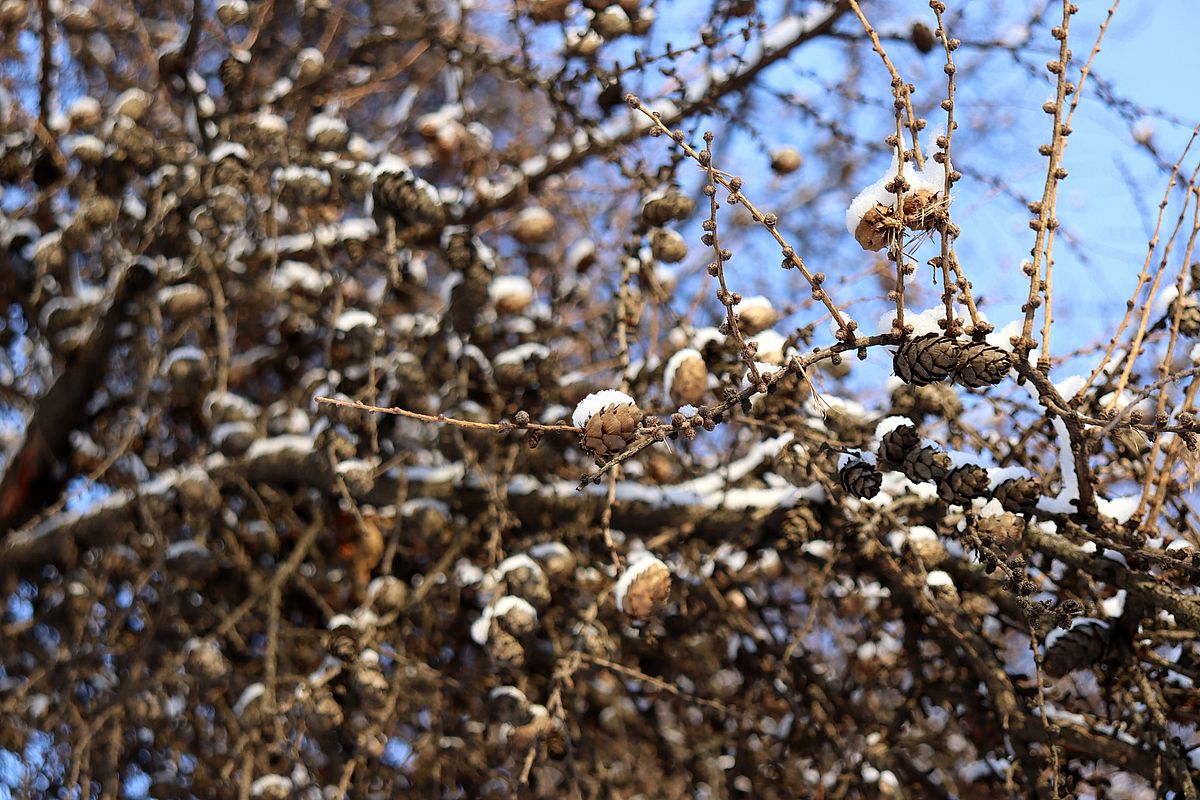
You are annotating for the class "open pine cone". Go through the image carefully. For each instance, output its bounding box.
[839,459,882,499]
[902,446,952,483]
[954,342,1012,388]
[937,464,990,504]
[574,390,643,459]
[581,402,642,458]
[879,423,920,469]
[853,203,897,252]
[616,556,671,618]
[894,334,960,385]
[993,477,1042,513]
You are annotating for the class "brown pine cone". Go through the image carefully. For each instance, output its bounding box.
[641,188,695,226]
[902,446,952,483]
[853,203,895,252]
[1171,296,1200,337]
[839,459,882,499]
[911,21,936,53]
[780,503,822,544]
[894,334,960,385]
[970,511,1025,546]
[890,382,963,421]
[937,464,990,504]
[373,167,445,228]
[581,402,642,457]
[878,423,920,469]
[668,352,709,407]
[617,556,671,618]
[902,189,946,231]
[1044,620,1110,678]
[993,477,1041,513]
[954,341,1012,388]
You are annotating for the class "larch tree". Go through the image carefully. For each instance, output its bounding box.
[1,0,1199,798]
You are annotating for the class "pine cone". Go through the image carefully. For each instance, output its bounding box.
[937,464,990,504]
[890,382,963,421]
[955,342,1012,388]
[581,402,642,458]
[904,527,946,563]
[780,503,821,545]
[1171,296,1200,337]
[373,168,445,228]
[840,459,882,499]
[878,424,920,469]
[668,354,709,407]
[970,512,1025,546]
[902,446,952,483]
[1044,621,1110,678]
[911,21,936,53]
[894,334,960,386]
[993,477,1041,513]
[641,189,695,226]
[853,203,895,252]
[617,556,671,618]
[902,189,947,231]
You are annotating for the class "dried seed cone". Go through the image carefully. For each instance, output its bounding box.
[905,530,946,564]
[582,402,642,457]
[513,206,555,244]
[839,459,882,499]
[641,189,695,226]
[894,334,960,386]
[1172,296,1200,337]
[911,21,936,53]
[373,171,444,228]
[993,477,1042,513]
[187,640,229,682]
[902,446,952,483]
[955,342,1012,388]
[669,355,709,407]
[853,204,894,252]
[736,303,777,335]
[326,624,359,662]
[891,381,963,421]
[618,558,671,618]
[1044,621,1110,678]
[878,424,920,469]
[351,663,390,709]
[781,503,822,544]
[770,147,803,175]
[970,512,1025,545]
[306,687,344,733]
[902,189,945,231]
[500,562,551,610]
[650,227,688,263]
[937,465,990,504]
[487,629,527,667]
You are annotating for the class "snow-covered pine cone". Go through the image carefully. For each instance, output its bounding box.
[574,390,642,458]
[878,423,920,469]
[372,161,444,228]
